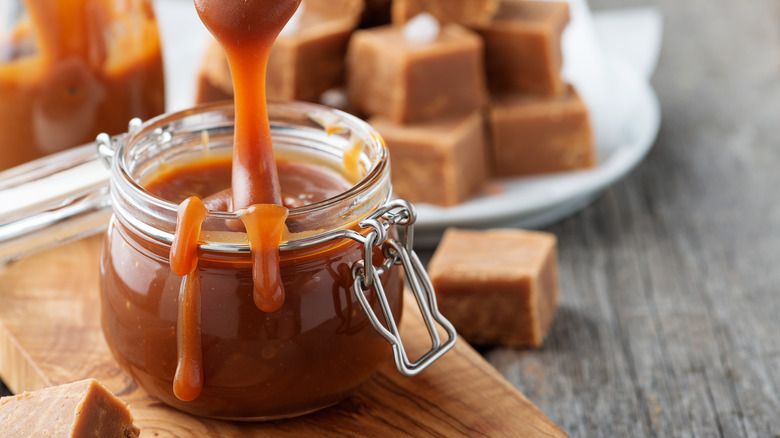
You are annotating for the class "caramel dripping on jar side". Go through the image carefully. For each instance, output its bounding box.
[169,197,208,402]
[236,205,290,313]
[169,196,289,402]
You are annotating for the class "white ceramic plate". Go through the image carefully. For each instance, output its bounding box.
[413,59,661,246]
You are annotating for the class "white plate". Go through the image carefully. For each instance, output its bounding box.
[413,59,661,247]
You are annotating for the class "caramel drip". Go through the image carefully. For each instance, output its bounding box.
[169,197,208,276]
[237,205,290,313]
[173,268,203,402]
[169,197,208,401]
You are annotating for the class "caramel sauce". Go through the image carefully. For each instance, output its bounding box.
[185,0,302,309]
[194,0,301,208]
[113,155,399,416]
[156,152,350,401]
[173,268,203,402]
[169,197,208,277]
[101,208,402,418]
[144,154,353,211]
[169,197,208,401]
[0,0,164,170]
[156,0,301,403]
[237,205,289,313]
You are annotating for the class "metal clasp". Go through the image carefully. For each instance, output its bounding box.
[96,118,142,168]
[350,200,457,376]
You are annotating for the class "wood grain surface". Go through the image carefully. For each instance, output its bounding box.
[0,235,566,437]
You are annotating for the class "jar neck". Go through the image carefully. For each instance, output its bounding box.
[109,101,391,253]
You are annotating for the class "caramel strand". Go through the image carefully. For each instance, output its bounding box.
[173,268,204,402]
[194,0,301,209]
[192,0,300,314]
[169,197,208,401]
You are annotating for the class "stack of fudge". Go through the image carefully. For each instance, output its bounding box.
[196,0,597,208]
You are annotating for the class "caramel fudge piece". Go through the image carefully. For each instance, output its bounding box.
[475,0,569,97]
[268,0,363,102]
[347,24,486,124]
[0,379,140,437]
[392,0,499,27]
[370,111,487,206]
[429,228,559,347]
[489,86,596,177]
[197,0,363,104]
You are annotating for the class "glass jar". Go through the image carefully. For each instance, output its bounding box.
[98,101,456,420]
[0,0,165,171]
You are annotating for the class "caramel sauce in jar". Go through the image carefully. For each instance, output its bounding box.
[0,0,165,171]
[99,102,402,420]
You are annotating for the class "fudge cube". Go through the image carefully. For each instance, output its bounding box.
[428,228,560,347]
[0,379,140,437]
[370,111,487,206]
[475,0,570,97]
[196,0,363,104]
[489,86,596,177]
[347,24,486,124]
[392,0,500,27]
[268,0,363,102]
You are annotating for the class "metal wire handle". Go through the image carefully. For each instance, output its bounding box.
[350,200,457,376]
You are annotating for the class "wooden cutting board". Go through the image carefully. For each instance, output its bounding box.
[0,235,567,437]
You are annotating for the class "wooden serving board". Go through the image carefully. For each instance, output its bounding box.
[0,236,566,437]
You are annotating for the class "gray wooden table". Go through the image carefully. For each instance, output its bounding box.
[488,0,780,436]
[2,0,778,437]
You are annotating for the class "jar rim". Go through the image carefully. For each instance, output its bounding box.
[111,100,391,252]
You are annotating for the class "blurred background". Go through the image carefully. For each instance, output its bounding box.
[2,0,780,436]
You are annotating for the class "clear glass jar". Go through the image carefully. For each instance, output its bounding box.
[0,0,165,171]
[98,101,456,420]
